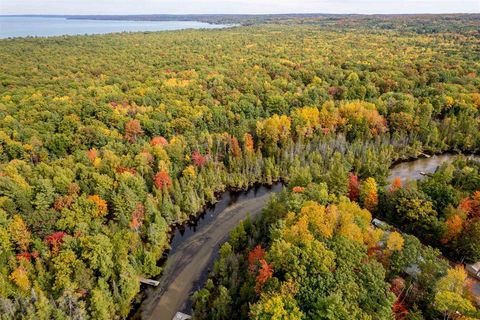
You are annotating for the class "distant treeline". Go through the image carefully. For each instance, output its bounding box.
[4,13,480,32]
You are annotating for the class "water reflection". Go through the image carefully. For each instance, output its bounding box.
[169,183,283,253]
[388,153,479,184]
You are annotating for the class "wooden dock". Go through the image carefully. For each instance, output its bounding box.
[139,277,160,286]
[173,312,191,320]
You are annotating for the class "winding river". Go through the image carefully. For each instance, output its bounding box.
[136,183,283,320]
[137,154,479,320]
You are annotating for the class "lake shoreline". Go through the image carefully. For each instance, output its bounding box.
[0,16,234,39]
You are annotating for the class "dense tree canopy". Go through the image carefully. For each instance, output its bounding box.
[194,181,479,319]
[0,14,479,319]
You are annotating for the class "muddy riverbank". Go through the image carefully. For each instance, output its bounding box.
[135,183,283,320]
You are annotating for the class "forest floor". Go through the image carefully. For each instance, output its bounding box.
[140,190,277,320]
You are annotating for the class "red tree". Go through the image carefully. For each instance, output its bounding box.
[86,149,97,162]
[16,252,31,262]
[154,171,172,190]
[390,277,405,296]
[392,301,409,320]
[471,191,480,218]
[348,173,360,202]
[441,214,463,244]
[230,136,241,158]
[53,195,74,211]
[292,186,305,193]
[327,86,344,99]
[192,150,207,167]
[390,277,408,320]
[460,197,472,213]
[116,167,137,175]
[129,203,145,230]
[124,119,143,143]
[390,277,409,319]
[45,231,67,253]
[255,259,273,293]
[459,191,480,219]
[390,177,403,192]
[150,136,168,147]
[248,245,266,273]
[244,133,254,153]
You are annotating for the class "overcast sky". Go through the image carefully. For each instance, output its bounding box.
[1,0,479,15]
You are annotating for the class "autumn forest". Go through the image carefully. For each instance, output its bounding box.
[0,14,479,320]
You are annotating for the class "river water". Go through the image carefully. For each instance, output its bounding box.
[136,183,283,320]
[138,154,479,319]
[388,153,479,184]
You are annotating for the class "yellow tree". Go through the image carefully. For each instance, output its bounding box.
[250,293,303,320]
[337,206,363,243]
[282,215,314,246]
[338,222,363,244]
[256,114,291,147]
[437,266,469,295]
[386,232,404,252]
[10,266,30,291]
[363,228,384,250]
[441,214,463,244]
[88,195,108,217]
[335,201,373,245]
[291,106,320,137]
[361,177,378,212]
[8,215,31,252]
[434,266,475,318]
[300,201,336,239]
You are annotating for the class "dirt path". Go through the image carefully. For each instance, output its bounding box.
[140,189,279,320]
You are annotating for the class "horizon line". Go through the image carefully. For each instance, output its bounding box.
[1,12,479,16]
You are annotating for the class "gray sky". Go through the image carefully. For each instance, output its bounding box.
[1,0,479,15]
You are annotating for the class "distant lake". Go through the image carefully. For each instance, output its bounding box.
[0,17,233,39]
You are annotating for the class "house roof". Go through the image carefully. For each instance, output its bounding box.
[471,262,480,271]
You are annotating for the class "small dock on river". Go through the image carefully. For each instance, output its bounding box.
[139,277,160,286]
[173,312,191,320]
